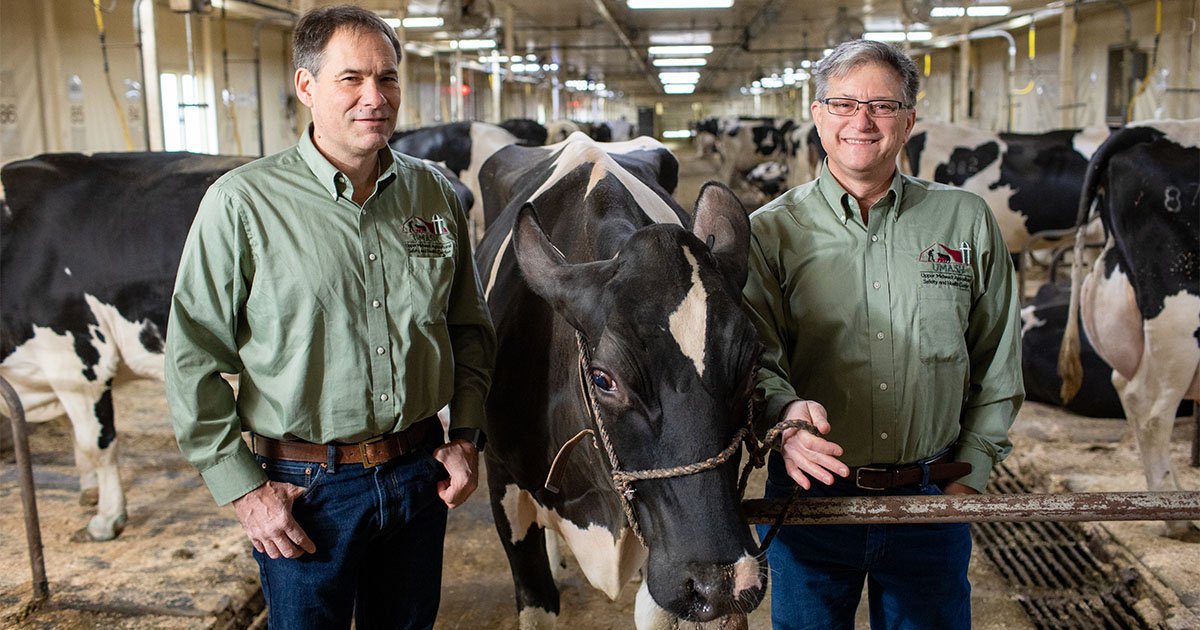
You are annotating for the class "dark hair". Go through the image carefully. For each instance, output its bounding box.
[813,39,919,108]
[293,4,402,76]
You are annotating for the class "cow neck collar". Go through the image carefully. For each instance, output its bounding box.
[296,125,397,201]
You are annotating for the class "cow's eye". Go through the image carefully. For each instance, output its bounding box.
[590,369,617,393]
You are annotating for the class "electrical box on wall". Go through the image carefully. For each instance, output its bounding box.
[169,0,213,13]
[1105,44,1148,124]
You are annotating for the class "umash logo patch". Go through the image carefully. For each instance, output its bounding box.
[919,241,973,291]
[402,215,454,257]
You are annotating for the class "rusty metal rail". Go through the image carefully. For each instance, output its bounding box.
[743,491,1200,525]
[1,375,48,603]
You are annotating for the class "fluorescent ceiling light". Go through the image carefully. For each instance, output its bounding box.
[864,31,932,42]
[452,39,496,50]
[649,31,712,45]
[931,6,1012,18]
[659,71,700,84]
[652,57,707,67]
[648,45,714,56]
[629,0,732,8]
[663,84,696,94]
[400,17,445,28]
[760,77,784,89]
[967,6,1011,16]
[663,129,693,138]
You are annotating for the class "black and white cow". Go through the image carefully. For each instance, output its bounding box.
[715,119,792,194]
[474,134,765,627]
[1059,119,1200,540]
[500,118,549,147]
[389,121,518,242]
[0,151,250,540]
[903,121,1111,255]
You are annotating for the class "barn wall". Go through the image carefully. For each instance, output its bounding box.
[923,0,1199,131]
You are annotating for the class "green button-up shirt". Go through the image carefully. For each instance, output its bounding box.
[743,164,1023,491]
[166,129,496,505]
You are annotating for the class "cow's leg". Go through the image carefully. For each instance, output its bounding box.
[1115,310,1200,540]
[56,382,126,541]
[490,473,560,628]
[73,441,100,506]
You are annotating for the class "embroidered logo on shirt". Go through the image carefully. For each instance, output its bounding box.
[918,241,973,291]
[402,215,454,257]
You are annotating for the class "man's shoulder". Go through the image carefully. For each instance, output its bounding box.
[749,179,821,225]
[210,146,303,191]
[389,151,454,190]
[901,173,991,213]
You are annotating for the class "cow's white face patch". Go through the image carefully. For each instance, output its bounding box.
[1020,303,1044,335]
[484,228,515,299]
[501,484,647,599]
[731,553,763,598]
[668,246,708,378]
[532,137,681,226]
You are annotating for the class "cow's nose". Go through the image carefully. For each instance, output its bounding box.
[681,561,763,622]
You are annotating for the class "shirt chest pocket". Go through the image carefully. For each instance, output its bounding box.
[918,283,969,364]
[408,256,456,323]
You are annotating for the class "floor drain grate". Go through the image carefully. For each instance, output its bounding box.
[974,463,1162,629]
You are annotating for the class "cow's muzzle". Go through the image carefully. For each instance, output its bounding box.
[668,555,766,622]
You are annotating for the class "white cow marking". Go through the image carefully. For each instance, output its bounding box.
[501,484,647,599]
[668,247,708,378]
[518,606,558,629]
[64,267,72,276]
[1130,118,1200,150]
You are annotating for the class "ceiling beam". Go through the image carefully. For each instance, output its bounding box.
[586,0,661,94]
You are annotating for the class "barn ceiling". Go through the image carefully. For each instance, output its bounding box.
[221,0,1077,98]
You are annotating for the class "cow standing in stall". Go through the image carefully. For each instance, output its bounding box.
[475,133,766,628]
[1059,119,1200,540]
[0,152,250,541]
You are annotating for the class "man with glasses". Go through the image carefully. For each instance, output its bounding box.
[742,39,1022,629]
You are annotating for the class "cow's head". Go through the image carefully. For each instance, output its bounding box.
[514,182,766,622]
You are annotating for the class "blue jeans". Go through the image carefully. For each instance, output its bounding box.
[252,440,449,630]
[759,451,972,630]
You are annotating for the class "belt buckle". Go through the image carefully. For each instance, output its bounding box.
[357,435,384,467]
[854,466,891,490]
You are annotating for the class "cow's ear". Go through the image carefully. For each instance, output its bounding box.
[692,181,750,293]
[514,203,616,335]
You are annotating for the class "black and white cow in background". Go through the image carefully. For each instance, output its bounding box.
[474,134,765,627]
[500,118,550,147]
[389,121,518,242]
[0,151,250,540]
[903,121,1111,255]
[715,118,792,195]
[1059,119,1200,540]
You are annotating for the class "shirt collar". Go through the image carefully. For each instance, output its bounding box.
[815,159,906,224]
[296,124,397,200]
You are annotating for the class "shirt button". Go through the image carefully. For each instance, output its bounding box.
[368,253,378,261]
[376,346,385,355]
[879,382,888,391]
[372,299,382,308]
[871,235,879,242]
[876,331,885,340]
[873,281,881,289]
[880,432,889,440]
[380,393,389,401]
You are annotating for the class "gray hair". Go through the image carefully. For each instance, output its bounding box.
[813,39,919,108]
[293,4,402,77]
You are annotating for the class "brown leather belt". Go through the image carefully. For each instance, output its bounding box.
[850,452,972,490]
[251,417,441,467]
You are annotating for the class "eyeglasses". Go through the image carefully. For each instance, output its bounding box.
[820,97,909,118]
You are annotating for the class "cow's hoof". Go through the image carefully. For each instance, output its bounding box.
[79,487,100,506]
[72,512,128,542]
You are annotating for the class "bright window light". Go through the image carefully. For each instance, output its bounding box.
[648,45,714,56]
[663,84,696,94]
[663,129,693,138]
[967,6,1011,16]
[629,0,732,8]
[652,57,707,67]
[659,71,700,84]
